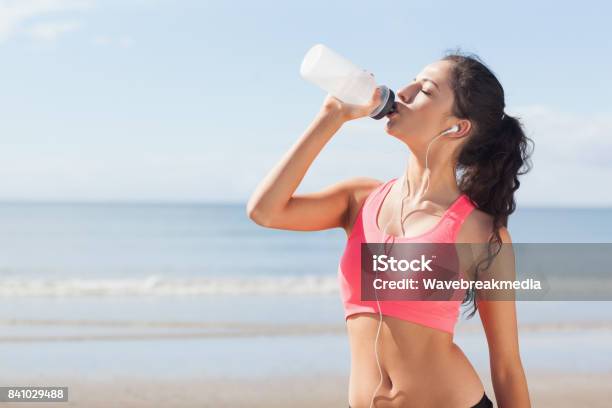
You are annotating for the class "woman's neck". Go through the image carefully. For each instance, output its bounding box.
[403,153,461,206]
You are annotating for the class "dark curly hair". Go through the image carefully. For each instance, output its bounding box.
[441,49,534,318]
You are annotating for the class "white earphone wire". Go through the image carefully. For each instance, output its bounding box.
[368,124,457,408]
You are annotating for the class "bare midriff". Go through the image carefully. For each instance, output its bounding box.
[346,312,485,408]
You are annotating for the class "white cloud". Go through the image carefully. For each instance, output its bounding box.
[0,0,92,42]
[93,34,135,48]
[117,35,134,48]
[507,105,612,206]
[27,20,81,41]
[509,105,612,168]
[92,34,109,45]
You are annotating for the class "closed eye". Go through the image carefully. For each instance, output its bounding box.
[420,90,431,96]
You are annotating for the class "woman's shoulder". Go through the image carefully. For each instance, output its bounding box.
[348,176,386,201]
[456,207,512,244]
[343,177,386,234]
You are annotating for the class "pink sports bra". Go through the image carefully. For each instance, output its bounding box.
[337,177,477,334]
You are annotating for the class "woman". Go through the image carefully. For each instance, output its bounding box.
[247,51,533,408]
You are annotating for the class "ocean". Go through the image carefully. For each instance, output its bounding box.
[1,202,611,382]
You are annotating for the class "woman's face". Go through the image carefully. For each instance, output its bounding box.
[386,59,462,148]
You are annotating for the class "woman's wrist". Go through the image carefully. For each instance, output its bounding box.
[316,106,348,125]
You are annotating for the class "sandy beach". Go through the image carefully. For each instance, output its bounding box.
[3,372,611,407]
[2,301,612,407]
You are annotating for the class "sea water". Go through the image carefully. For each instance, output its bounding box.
[1,202,611,380]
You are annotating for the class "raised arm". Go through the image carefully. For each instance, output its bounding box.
[246,88,383,232]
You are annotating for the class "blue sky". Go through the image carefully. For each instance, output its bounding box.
[0,0,611,206]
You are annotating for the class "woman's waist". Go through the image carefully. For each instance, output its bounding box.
[348,325,456,368]
[348,331,484,406]
[346,311,455,349]
[346,314,479,383]
[349,338,473,378]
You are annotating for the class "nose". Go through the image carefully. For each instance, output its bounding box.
[397,83,420,104]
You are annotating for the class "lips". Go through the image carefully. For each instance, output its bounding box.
[386,102,400,119]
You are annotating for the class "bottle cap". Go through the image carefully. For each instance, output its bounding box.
[369,86,396,120]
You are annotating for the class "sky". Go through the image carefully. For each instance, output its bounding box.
[0,0,611,206]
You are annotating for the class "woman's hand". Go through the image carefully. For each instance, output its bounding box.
[319,82,384,123]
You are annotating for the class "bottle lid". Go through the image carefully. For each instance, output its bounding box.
[369,86,396,120]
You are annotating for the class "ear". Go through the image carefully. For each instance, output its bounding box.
[449,119,472,138]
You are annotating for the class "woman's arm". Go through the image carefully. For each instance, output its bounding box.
[477,228,531,408]
[246,89,383,231]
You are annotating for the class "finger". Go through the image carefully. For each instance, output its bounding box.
[372,87,381,101]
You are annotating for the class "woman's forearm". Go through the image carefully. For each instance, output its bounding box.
[491,364,531,407]
[246,108,345,221]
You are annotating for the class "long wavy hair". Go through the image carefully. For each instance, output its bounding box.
[441,49,534,317]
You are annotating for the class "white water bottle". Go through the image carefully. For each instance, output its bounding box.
[299,44,396,120]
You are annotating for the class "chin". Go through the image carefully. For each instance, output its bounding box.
[384,123,396,136]
[385,122,404,137]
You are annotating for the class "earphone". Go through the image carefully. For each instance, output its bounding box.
[368,123,460,408]
[439,124,460,136]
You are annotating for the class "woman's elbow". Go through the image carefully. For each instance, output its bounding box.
[246,200,271,227]
[492,357,525,381]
